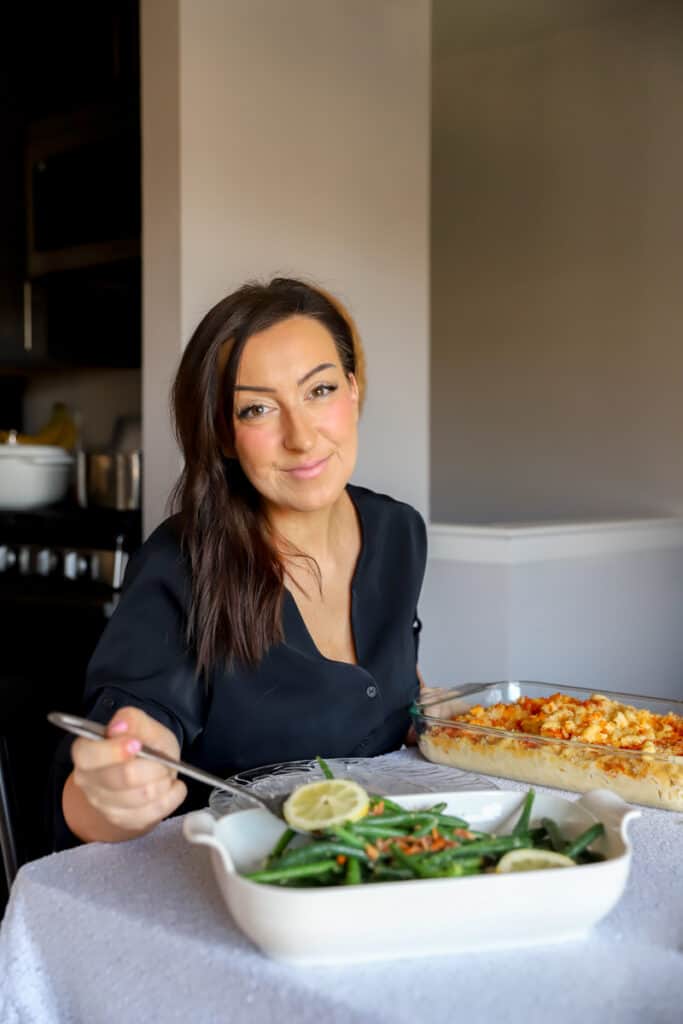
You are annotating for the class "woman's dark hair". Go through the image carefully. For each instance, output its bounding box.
[170,277,363,679]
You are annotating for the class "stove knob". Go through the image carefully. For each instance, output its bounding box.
[64,551,80,579]
[89,553,100,582]
[36,548,58,576]
[0,546,17,572]
[18,546,31,575]
[64,551,92,580]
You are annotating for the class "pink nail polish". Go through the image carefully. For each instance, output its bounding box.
[127,739,142,754]
[109,720,128,735]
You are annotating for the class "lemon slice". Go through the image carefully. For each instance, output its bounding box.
[496,849,575,873]
[282,779,370,832]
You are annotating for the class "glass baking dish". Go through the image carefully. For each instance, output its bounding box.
[411,681,683,811]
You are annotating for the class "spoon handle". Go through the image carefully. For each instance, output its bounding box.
[47,710,245,797]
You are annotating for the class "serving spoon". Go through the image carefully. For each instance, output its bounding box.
[47,710,291,824]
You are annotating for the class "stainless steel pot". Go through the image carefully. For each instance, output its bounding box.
[77,450,142,510]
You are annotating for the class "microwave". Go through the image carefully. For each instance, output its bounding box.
[25,107,140,277]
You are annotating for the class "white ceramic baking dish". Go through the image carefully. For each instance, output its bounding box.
[184,787,639,965]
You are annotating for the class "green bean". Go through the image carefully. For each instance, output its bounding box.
[352,824,413,839]
[344,857,362,885]
[438,858,483,877]
[367,808,469,829]
[512,790,535,836]
[541,817,568,853]
[359,812,442,829]
[577,850,606,864]
[411,816,439,838]
[422,848,484,870]
[273,841,370,867]
[326,824,368,849]
[373,796,405,813]
[563,823,605,861]
[445,828,490,841]
[390,844,434,879]
[267,827,296,862]
[448,834,531,858]
[433,813,470,829]
[371,866,414,882]
[246,859,341,883]
[316,755,334,779]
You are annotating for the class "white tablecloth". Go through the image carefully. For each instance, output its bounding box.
[1,753,682,1024]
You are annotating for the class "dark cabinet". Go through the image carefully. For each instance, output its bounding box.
[23,1,140,122]
[0,35,35,366]
[0,2,141,371]
[41,263,141,369]
[26,108,140,279]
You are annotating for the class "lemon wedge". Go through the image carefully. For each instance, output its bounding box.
[496,849,575,873]
[282,779,370,832]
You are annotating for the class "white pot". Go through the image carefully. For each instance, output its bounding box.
[0,445,73,510]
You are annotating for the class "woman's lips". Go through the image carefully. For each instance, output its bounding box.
[284,455,330,480]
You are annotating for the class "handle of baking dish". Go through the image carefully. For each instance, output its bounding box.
[576,789,641,834]
[183,810,237,875]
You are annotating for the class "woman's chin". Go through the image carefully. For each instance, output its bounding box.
[272,475,351,514]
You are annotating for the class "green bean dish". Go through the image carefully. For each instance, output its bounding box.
[244,763,606,887]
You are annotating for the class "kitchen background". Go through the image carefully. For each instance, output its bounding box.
[0,2,143,897]
[1,0,682,896]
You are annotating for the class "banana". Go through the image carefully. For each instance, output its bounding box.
[52,417,78,452]
[0,402,78,449]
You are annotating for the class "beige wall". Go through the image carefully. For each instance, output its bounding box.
[431,1,683,523]
[141,0,182,529]
[141,0,430,533]
[23,369,140,447]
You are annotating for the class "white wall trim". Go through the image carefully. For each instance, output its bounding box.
[428,518,683,564]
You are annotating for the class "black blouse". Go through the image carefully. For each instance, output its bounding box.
[52,484,427,846]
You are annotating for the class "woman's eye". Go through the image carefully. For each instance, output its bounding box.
[236,403,269,420]
[309,383,337,400]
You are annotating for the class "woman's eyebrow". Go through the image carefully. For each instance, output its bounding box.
[297,362,335,385]
[233,362,336,393]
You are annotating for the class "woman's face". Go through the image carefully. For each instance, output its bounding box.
[230,315,359,514]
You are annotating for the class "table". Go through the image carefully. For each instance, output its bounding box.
[1,753,682,1024]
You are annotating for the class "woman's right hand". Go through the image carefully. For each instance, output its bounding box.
[70,706,188,835]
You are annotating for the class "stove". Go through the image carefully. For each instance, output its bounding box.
[0,502,142,866]
[0,504,141,609]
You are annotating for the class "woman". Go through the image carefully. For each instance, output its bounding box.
[58,278,426,846]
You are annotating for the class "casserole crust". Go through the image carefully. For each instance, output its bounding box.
[418,692,683,811]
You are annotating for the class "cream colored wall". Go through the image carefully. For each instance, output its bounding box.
[23,369,140,448]
[141,0,430,534]
[431,1,683,523]
[140,0,182,529]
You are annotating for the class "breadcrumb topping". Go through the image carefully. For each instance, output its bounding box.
[453,693,683,756]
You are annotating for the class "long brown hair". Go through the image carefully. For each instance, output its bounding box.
[170,277,364,678]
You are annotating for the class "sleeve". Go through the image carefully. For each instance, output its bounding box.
[49,520,206,851]
[82,523,205,746]
[410,506,427,660]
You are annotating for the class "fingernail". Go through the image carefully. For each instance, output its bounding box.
[126,739,142,754]
[109,720,128,735]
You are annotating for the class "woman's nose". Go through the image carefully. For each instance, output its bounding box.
[282,408,315,452]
